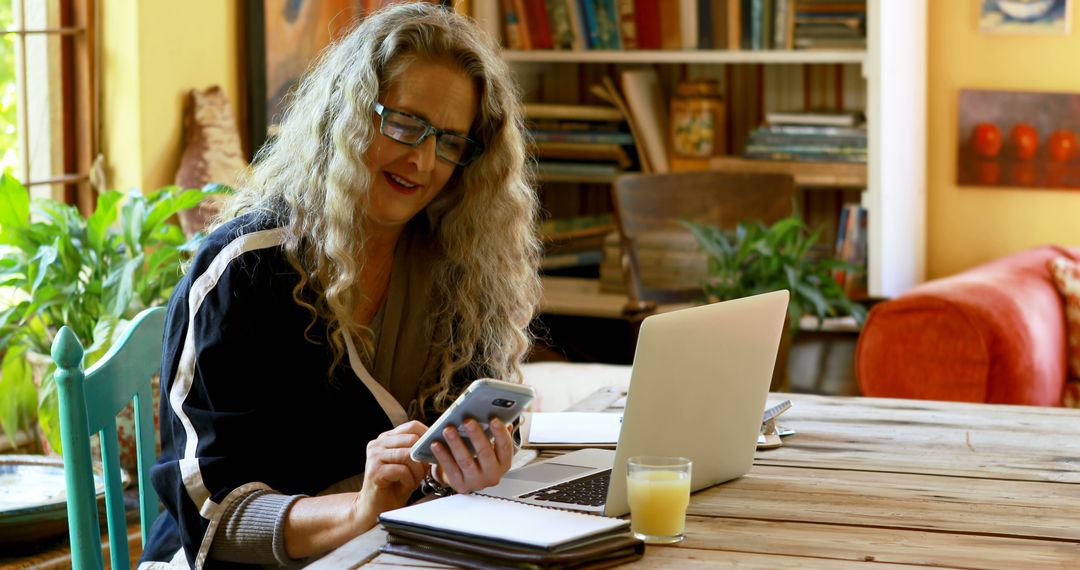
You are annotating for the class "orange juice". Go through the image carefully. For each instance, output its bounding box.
[627,470,691,538]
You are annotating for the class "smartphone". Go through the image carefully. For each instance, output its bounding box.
[409,379,535,463]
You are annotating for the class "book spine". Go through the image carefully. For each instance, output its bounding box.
[525,0,554,49]
[596,0,622,49]
[616,0,638,49]
[680,0,698,49]
[565,0,589,49]
[659,1,682,50]
[581,0,603,49]
[546,0,575,49]
[513,0,534,49]
[531,129,634,145]
[710,0,729,50]
[500,0,525,48]
[698,0,713,49]
[634,0,662,49]
[472,0,503,46]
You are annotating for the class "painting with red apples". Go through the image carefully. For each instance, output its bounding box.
[958,89,1080,190]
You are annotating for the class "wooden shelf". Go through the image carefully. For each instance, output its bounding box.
[671,156,868,188]
[503,49,867,65]
[538,172,618,184]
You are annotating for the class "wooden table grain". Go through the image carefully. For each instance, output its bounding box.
[309,393,1080,569]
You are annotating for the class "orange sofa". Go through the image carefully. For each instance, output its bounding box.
[856,245,1080,406]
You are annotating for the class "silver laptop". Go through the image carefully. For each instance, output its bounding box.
[480,289,789,516]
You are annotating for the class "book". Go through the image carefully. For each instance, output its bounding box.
[531,130,635,145]
[633,0,661,49]
[524,102,625,122]
[472,0,502,45]
[765,109,866,127]
[545,0,574,49]
[616,0,638,49]
[659,1,682,50]
[565,0,589,49]
[500,0,526,48]
[532,141,633,168]
[596,77,653,173]
[524,0,554,49]
[379,493,632,552]
[680,0,699,49]
[542,249,605,270]
[619,68,670,173]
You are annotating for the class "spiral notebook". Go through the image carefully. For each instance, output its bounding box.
[378,493,630,552]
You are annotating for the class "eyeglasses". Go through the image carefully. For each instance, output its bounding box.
[373,102,484,166]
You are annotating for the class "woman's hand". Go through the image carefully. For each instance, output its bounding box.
[430,417,514,493]
[355,421,428,522]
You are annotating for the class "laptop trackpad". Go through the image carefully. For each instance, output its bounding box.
[503,462,594,483]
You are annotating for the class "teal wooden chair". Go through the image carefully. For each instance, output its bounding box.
[52,306,166,570]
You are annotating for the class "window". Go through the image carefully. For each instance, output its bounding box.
[0,0,96,212]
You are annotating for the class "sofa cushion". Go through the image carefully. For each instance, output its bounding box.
[857,245,1080,406]
[1047,256,1080,408]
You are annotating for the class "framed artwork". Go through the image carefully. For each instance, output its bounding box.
[244,0,363,160]
[979,0,1072,34]
[957,89,1080,190]
[243,1,453,159]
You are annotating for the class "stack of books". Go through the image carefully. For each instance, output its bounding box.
[793,0,867,50]
[833,202,868,299]
[541,213,615,273]
[744,110,867,163]
[527,103,639,182]
[378,493,643,568]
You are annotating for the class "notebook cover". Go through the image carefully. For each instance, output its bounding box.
[380,531,639,570]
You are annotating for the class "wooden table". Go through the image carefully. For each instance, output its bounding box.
[311,393,1080,569]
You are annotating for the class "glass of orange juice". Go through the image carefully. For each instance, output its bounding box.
[626,456,692,544]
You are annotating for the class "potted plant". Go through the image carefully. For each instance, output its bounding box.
[681,216,867,390]
[0,174,227,456]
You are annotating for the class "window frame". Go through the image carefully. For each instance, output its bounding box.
[2,0,97,214]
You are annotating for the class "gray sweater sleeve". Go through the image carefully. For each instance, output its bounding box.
[208,489,306,566]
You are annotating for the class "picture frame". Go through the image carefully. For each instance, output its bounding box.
[243,1,362,160]
[957,89,1080,190]
[979,0,1072,34]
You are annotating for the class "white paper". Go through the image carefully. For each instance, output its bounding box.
[380,494,628,549]
[528,412,622,445]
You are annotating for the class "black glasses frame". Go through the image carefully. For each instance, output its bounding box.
[373,102,484,166]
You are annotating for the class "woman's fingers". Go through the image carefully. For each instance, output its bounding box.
[490,418,515,468]
[430,441,463,488]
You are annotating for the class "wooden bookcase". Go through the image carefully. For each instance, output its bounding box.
[504,0,926,300]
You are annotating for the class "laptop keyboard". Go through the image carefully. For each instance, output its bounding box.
[518,470,611,507]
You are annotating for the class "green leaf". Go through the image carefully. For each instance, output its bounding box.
[37,370,62,455]
[83,317,120,368]
[102,256,140,319]
[0,174,29,234]
[28,241,59,294]
[86,190,124,253]
[0,346,37,449]
[144,188,215,238]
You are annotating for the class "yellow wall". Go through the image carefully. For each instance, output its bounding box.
[102,1,240,192]
[928,2,1080,279]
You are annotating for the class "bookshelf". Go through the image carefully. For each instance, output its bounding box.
[506,0,926,300]
[504,49,867,65]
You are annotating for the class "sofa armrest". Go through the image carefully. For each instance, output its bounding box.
[856,246,1076,406]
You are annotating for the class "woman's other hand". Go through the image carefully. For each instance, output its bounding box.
[430,417,514,493]
[357,421,428,518]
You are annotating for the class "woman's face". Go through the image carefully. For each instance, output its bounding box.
[363,59,479,232]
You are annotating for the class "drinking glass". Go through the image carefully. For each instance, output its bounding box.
[626,456,692,544]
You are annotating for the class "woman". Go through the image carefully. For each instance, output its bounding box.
[140,4,540,568]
